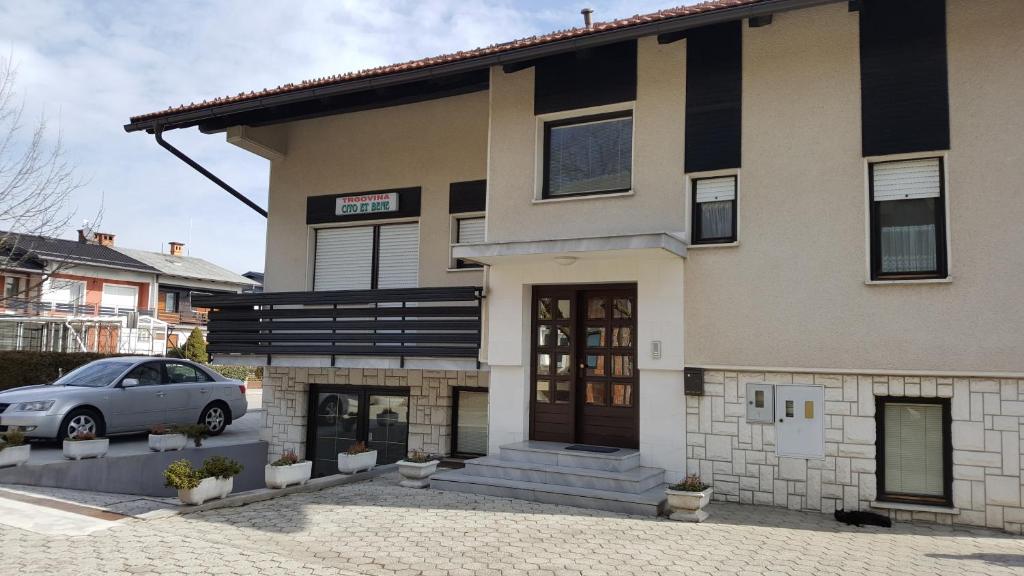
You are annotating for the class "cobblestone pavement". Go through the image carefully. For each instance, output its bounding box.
[1,473,1021,576]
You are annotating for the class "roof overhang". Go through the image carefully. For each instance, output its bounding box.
[124,0,844,134]
[452,232,687,266]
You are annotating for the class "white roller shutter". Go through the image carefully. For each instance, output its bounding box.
[101,284,138,309]
[873,158,941,202]
[695,176,736,203]
[377,223,419,289]
[457,217,485,244]
[314,227,373,291]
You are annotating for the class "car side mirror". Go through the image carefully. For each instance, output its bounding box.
[122,378,140,388]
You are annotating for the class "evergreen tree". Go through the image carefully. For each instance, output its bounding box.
[182,327,208,363]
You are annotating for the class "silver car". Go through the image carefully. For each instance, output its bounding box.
[0,357,248,440]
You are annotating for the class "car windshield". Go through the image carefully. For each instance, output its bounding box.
[54,361,135,387]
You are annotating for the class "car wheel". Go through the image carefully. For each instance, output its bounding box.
[200,403,229,436]
[58,408,105,440]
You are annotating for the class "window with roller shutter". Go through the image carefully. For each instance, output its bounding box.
[313,222,419,291]
[452,216,485,269]
[690,175,737,244]
[869,157,947,280]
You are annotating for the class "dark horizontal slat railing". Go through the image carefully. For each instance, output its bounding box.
[194,286,484,363]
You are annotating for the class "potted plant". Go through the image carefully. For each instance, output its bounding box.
[265,450,312,489]
[164,456,243,506]
[175,424,209,448]
[665,474,713,522]
[397,450,440,488]
[0,429,30,468]
[62,431,109,460]
[148,424,188,452]
[337,441,377,474]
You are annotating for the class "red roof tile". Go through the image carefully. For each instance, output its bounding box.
[129,0,765,124]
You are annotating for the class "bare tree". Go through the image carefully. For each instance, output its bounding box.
[0,55,99,305]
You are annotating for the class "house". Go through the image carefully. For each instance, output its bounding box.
[113,242,260,348]
[241,272,264,293]
[0,230,165,354]
[125,0,1024,532]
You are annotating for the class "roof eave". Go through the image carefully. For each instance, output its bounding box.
[124,0,843,134]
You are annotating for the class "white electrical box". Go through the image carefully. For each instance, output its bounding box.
[745,383,774,423]
[774,385,825,459]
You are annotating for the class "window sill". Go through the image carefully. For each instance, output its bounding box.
[865,276,952,286]
[870,500,959,515]
[447,267,483,273]
[689,241,740,250]
[532,190,634,204]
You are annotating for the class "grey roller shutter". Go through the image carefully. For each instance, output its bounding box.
[457,217,486,245]
[377,223,419,289]
[314,226,373,291]
[873,158,941,202]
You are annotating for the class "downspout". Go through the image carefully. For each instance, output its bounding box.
[154,126,268,218]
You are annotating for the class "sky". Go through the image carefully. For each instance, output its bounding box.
[0,0,677,275]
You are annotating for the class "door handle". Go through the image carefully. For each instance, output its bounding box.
[199,389,209,394]
[156,392,167,398]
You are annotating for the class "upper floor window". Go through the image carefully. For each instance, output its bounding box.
[543,110,633,198]
[164,291,178,313]
[313,222,419,291]
[869,157,947,280]
[4,277,23,300]
[451,216,485,269]
[691,176,738,244]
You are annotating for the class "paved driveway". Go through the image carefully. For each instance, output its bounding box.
[0,473,1021,576]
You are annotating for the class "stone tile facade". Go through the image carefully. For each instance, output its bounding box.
[261,367,488,463]
[685,370,1024,534]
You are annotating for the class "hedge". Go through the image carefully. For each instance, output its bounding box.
[0,351,122,392]
[208,365,264,382]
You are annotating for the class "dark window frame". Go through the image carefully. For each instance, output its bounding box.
[453,215,485,270]
[542,109,634,200]
[451,386,489,457]
[869,157,948,280]
[690,175,739,245]
[875,396,953,507]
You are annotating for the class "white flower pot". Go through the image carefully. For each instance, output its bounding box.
[148,433,188,452]
[665,486,713,522]
[0,444,30,468]
[397,459,439,488]
[62,438,109,460]
[265,461,312,489]
[177,476,234,506]
[337,450,377,474]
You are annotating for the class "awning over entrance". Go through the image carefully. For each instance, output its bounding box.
[451,232,688,266]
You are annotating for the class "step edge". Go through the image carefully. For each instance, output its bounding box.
[432,471,668,505]
[465,457,664,481]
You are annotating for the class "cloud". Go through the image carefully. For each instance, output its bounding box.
[0,0,684,274]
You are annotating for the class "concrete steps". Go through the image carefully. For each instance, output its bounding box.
[432,441,667,516]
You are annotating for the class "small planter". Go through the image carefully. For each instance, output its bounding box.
[0,445,30,468]
[62,438,109,460]
[177,476,234,506]
[265,461,312,489]
[665,486,713,522]
[397,459,439,488]
[337,450,377,474]
[149,433,188,452]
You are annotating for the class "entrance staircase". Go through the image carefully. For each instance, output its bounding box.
[432,441,667,516]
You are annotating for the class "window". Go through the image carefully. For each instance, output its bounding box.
[869,157,947,280]
[101,284,138,310]
[543,111,633,198]
[452,216,485,269]
[164,362,210,383]
[876,397,952,506]
[164,292,178,313]
[313,222,419,291]
[691,175,737,244]
[123,362,162,386]
[4,277,22,300]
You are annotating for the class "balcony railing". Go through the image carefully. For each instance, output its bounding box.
[0,299,155,319]
[192,286,483,363]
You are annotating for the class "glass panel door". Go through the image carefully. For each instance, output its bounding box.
[313,392,360,477]
[367,394,409,464]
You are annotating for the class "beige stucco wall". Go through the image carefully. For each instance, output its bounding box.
[255,91,489,292]
[485,36,686,243]
[683,0,1024,374]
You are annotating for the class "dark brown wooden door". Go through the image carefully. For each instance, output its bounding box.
[530,285,638,448]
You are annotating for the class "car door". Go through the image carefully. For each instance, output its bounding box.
[107,361,166,432]
[162,362,205,425]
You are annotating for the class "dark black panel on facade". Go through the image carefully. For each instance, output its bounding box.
[860,0,949,156]
[685,21,742,173]
[449,180,487,213]
[306,187,421,225]
[534,41,637,115]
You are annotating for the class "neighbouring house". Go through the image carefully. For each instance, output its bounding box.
[0,230,166,354]
[114,242,260,349]
[241,271,264,293]
[125,0,1024,532]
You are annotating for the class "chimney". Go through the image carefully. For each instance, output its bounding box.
[77,229,89,243]
[94,232,115,247]
[581,8,593,28]
[169,241,184,257]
